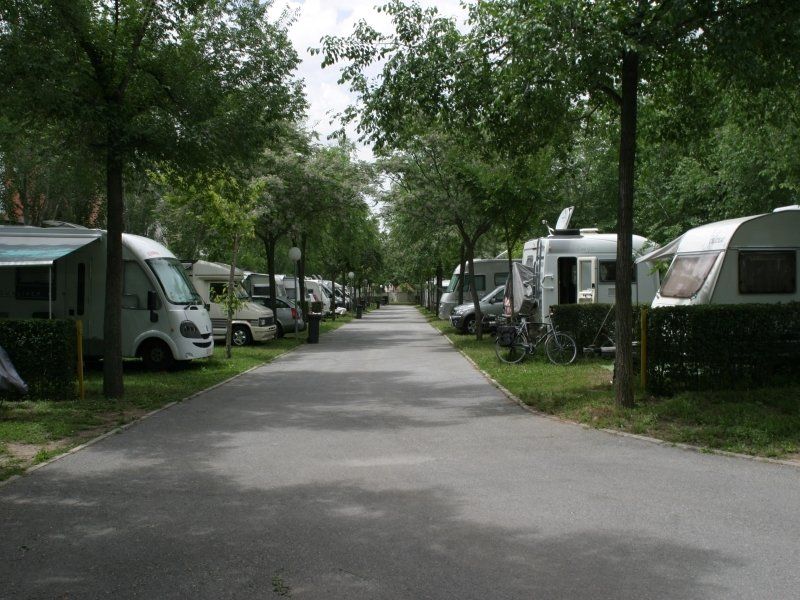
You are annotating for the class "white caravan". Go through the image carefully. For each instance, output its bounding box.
[518,207,660,321]
[0,225,214,368]
[185,261,277,345]
[637,206,800,307]
[438,259,516,319]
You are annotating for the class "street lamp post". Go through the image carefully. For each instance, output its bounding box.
[289,246,301,337]
[347,271,354,311]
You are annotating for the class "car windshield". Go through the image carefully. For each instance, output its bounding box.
[481,285,505,303]
[147,257,201,304]
[660,252,720,298]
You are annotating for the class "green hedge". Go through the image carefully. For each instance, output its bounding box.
[646,303,800,394]
[550,303,642,352]
[0,319,77,400]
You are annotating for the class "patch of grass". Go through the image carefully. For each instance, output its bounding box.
[425,308,800,459]
[0,323,351,482]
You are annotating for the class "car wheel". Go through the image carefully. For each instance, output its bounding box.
[275,322,285,339]
[232,325,252,346]
[464,315,476,335]
[140,339,174,370]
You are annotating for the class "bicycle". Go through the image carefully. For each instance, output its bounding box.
[494,315,577,365]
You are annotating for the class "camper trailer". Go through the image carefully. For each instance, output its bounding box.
[516,207,659,321]
[0,225,214,369]
[438,259,516,319]
[638,206,800,307]
[185,261,277,345]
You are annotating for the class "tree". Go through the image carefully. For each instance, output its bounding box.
[0,0,303,397]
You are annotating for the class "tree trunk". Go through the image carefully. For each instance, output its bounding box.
[330,273,337,320]
[103,144,124,399]
[298,234,307,312]
[225,234,240,359]
[614,49,639,408]
[457,242,466,306]
[264,234,278,316]
[435,263,443,316]
[465,244,484,340]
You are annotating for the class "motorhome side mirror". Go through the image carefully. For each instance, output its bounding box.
[205,303,211,311]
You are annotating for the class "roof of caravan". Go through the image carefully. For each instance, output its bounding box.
[122,233,176,261]
[189,260,244,278]
[0,226,103,266]
[637,208,800,263]
[525,232,653,252]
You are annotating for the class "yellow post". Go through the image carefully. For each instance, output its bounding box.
[76,320,85,400]
[640,307,648,391]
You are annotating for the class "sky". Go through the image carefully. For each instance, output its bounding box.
[269,0,468,162]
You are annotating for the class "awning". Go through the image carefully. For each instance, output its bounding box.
[0,232,102,267]
[635,235,682,264]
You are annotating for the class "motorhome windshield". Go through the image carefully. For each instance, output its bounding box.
[445,274,484,293]
[659,252,720,298]
[147,257,202,304]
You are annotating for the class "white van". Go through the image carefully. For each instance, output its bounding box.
[185,260,277,345]
[637,206,800,307]
[282,277,332,314]
[438,259,516,319]
[519,207,659,321]
[0,225,214,369]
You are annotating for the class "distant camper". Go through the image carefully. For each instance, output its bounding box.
[438,259,517,319]
[184,260,277,346]
[0,225,214,369]
[637,205,800,306]
[517,206,660,321]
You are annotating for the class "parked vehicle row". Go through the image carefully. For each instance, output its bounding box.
[0,223,346,371]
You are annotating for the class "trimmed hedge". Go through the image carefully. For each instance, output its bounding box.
[647,303,800,394]
[0,319,77,400]
[550,303,642,351]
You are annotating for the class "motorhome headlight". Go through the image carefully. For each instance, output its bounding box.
[180,320,202,338]
[258,317,269,327]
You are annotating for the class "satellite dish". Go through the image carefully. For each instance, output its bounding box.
[555,206,574,231]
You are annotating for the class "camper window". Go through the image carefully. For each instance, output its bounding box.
[148,257,200,304]
[660,252,719,298]
[209,282,249,301]
[738,251,796,294]
[123,261,152,309]
[493,272,509,286]
[599,260,637,283]
[15,267,55,300]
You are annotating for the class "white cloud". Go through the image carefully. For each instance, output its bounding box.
[270,0,469,162]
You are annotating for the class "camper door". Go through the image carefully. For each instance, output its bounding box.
[577,257,597,303]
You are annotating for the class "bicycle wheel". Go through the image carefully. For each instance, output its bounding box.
[495,333,528,364]
[545,332,577,365]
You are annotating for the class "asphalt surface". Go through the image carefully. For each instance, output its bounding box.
[1,305,799,599]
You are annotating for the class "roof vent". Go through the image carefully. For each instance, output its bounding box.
[579,228,600,234]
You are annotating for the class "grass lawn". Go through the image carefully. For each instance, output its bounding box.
[0,314,353,482]
[423,308,800,461]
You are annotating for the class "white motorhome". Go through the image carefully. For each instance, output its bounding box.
[241,272,286,299]
[185,261,277,345]
[0,225,214,369]
[518,207,660,321]
[438,259,516,319]
[637,206,800,307]
[282,277,332,314]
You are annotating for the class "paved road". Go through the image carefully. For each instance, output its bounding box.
[2,305,799,599]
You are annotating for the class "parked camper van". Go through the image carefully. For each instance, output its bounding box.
[0,225,214,369]
[185,261,277,345]
[282,277,332,314]
[438,259,516,319]
[242,272,287,299]
[517,207,659,321]
[638,206,800,307]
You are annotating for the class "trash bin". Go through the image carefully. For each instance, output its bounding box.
[382,295,389,306]
[307,313,321,343]
[356,304,363,319]
[375,300,380,309]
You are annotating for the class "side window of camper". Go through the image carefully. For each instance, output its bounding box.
[738,251,796,294]
[599,261,638,283]
[464,275,486,293]
[525,256,534,267]
[494,273,508,286]
[15,267,55,300]
[123,261,153,309]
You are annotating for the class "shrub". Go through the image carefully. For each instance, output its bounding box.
[646,303,800,394]
[0,320,77,400]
